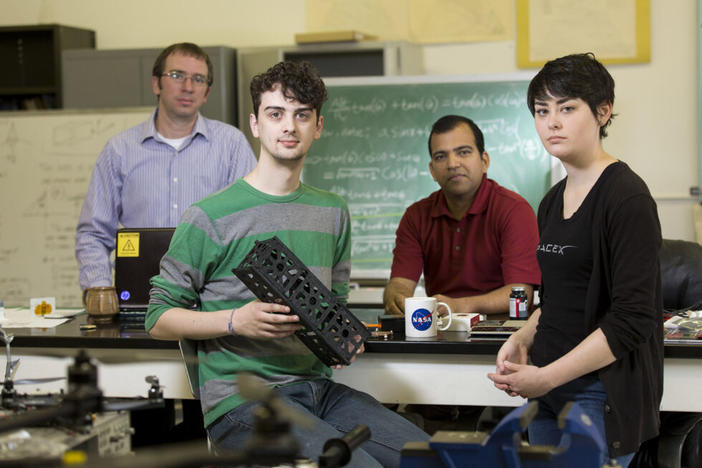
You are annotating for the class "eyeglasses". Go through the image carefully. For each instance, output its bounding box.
[161,70,209,86]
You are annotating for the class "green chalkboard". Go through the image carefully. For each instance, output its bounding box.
[302,77,551,276]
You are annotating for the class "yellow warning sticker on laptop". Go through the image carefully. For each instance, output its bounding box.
[117,232,140,257]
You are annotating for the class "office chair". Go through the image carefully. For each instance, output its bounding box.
[178,339,200,399]
[178,339,211,450]
[649,239,702,468]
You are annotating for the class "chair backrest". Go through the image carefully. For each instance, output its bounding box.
[179,339,216,452]
[178,338,200,399]
[660,239,702,310]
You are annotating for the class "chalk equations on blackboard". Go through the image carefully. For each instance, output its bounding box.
[303,79,550,276]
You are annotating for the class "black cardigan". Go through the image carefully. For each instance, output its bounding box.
[537,162,663,456]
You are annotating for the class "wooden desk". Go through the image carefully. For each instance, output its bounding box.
[2,314,701,412]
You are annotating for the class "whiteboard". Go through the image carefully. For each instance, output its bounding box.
[0,108,152,307]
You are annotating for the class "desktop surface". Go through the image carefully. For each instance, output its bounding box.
[5,311,700,359]
[4,311,702,411]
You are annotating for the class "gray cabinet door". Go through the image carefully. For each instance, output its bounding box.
[62,46,237,126]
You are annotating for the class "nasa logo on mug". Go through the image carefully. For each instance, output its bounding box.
[411,308,433,331]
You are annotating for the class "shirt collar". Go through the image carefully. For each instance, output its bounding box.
[140,108,208,143]
[430,173,491,219]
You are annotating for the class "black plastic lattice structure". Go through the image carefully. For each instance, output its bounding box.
[233,236,369,366]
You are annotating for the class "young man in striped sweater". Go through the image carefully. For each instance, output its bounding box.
[146,61,428,467]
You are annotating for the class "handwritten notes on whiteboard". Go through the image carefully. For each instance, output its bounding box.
[303,79,550,276]
[0,109,151,307]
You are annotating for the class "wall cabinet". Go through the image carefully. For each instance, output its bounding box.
[237,41,424,150]
[0,24,95,110]
[62,46,238,126]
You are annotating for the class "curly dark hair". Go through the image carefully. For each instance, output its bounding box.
[527,53,615,139]
[250,61,327,120]
[152,43,214,88]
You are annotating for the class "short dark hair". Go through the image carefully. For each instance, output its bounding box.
[152,43,214,88]
[250,61,328,120]
[428,115,485,157]
[527,53,615,138]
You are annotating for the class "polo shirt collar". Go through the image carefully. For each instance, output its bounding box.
[431,173,491,219]
[140,108,208,143]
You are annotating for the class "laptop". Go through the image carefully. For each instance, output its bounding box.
[114,227,175,321]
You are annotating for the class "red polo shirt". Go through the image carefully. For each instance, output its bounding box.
[390,175,540,297]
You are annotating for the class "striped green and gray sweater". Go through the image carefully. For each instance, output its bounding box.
[146,179,351,426]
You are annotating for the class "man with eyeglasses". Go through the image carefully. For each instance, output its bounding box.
[75,43,256,446]
[76,42,256,302]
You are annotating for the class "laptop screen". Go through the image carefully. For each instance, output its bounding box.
[114,227,175,311]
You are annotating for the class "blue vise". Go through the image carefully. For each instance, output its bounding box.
[400,401,618,468]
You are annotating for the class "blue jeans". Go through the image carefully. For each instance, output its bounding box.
[207,379,429,467]
[528,379,635,468]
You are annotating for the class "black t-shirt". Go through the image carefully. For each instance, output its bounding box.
[531,164,619,382]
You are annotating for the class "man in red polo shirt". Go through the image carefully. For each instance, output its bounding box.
[384,115,540,318]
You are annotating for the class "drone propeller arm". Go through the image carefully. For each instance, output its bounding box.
[102,398,164,412]
[0,402,75,434]
[3,348,10,384]
[0,328,13,384]
[319,424,371,467]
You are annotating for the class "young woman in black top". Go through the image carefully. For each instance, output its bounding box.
[488,53,663,467]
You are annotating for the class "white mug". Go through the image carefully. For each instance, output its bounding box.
[405,297,452,338]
